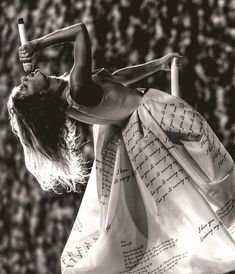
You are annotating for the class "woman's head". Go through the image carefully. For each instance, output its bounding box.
[8,70,87,193]
[19,69,66,97]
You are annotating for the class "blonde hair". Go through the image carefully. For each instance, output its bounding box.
[8,80,88,193]
[22,119,87,193]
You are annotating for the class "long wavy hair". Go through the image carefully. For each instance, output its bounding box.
[8,76,87,193]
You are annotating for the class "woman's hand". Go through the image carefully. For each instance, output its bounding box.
[18,40,38,64]
[161,53,183,71]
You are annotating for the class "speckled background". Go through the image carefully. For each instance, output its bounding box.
[0,0,235,273]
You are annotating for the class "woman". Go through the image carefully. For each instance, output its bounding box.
[10,23,179,192]
[9,23,235,274]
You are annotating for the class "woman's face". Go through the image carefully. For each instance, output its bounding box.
[20,69,62,96]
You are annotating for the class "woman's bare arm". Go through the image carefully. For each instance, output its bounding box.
[35,23,86,48]
[67,25,92,101]
[19,23,86,57]
[19,23,98,105]
[112,53,182,85]
[36,24,92,102]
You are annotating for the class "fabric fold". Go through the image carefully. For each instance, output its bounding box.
[61,89,235,274]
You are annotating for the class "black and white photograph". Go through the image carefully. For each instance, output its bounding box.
[0,0,235,273]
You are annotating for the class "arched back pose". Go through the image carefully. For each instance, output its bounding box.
[8,23,235,274]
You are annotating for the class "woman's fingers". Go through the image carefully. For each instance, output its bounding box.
[19,52,30,58]
[19,53,31,62]
[170,53,183,69]
[18,49,36,63]
[161,53,183,71]
[176,58,183,68]
[19,47,29,56]
[18,41,38,68]
[18,42,35,57]
[19,49,30,58]
[20,56,32,62]
[171,52,183,59]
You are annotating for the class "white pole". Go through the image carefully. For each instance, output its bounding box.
[18,18,33,73]
[171,57,179,97]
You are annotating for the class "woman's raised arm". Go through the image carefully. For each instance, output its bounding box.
[35,23,86,48]
[19,23,94,104]
[19,23,86,61]
[112,53,182,85]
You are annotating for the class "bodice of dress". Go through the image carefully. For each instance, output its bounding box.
[65,68,142,125]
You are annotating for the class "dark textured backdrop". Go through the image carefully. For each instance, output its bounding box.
[0,0,235,273]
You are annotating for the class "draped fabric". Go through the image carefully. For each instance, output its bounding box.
[61,89,235,274]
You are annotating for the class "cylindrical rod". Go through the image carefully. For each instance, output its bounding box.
[171,57,179,97]
[18,18,33,73]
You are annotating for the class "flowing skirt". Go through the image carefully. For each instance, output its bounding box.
[61,89,235,274]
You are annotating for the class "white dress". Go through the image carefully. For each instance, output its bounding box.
[61,71,235,274]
